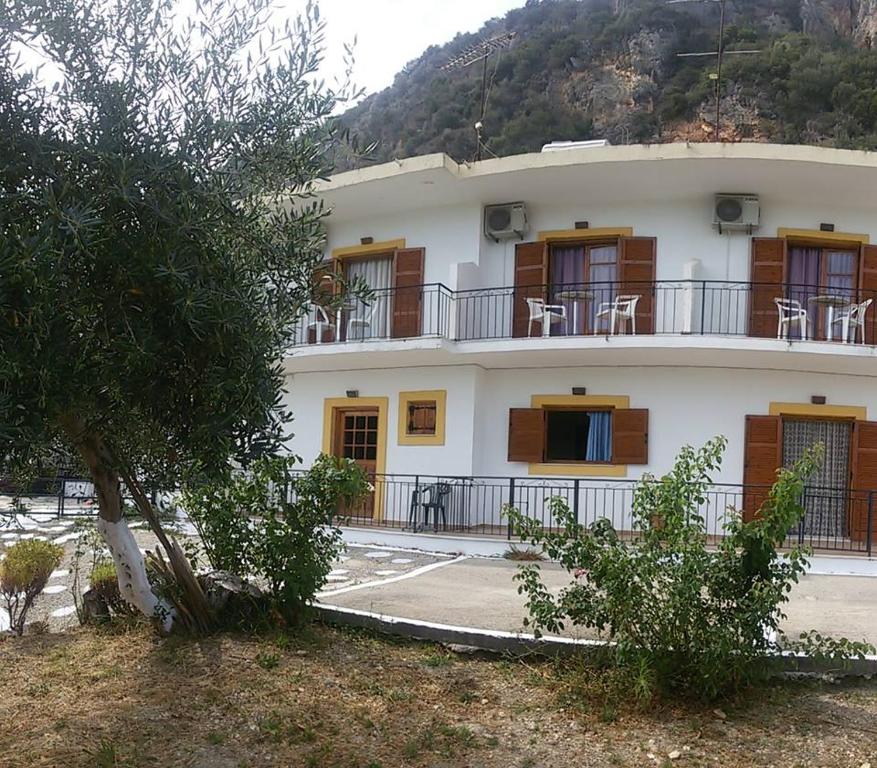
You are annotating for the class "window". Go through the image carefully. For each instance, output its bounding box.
[398,390,446,445]
[544,409,612,463]
[406,401,437,436]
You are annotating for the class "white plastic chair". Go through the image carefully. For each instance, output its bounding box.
[346,305,377,341]
[774,297,809,341]
[832,298,872,344]
[594,295,640,335]
[526,298,567,337]
[305,305,335,344]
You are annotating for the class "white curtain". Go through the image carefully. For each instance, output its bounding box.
[345,256,393,339]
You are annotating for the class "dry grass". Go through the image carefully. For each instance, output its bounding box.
[1,623,877,767]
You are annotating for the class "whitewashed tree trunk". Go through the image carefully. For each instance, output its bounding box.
[96,516,175,632]
[62,417,177,631]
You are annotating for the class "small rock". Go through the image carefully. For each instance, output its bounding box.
[445,643,480,654]
[859,762,871,768]
[669,750,681,760]
[713,708,727,720]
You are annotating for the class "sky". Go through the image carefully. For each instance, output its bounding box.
[293,0,526,101]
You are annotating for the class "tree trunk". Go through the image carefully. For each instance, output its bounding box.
[61,418,176,631]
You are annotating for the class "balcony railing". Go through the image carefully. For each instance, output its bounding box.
[330,472,877,556]
[290,283,453,346]
[290,281,877,348]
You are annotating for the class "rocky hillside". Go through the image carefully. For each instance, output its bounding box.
[337,0,877,168]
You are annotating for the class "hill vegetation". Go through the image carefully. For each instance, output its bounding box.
[337,0,877,167]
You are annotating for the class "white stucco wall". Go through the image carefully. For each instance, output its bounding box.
[323,204,480,289]
[284,365,480,477]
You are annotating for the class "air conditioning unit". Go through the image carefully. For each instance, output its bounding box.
[484,202,529,242]
[714,193,760,233]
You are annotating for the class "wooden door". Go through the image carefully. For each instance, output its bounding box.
[333,407,379,518]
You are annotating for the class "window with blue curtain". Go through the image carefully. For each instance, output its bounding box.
[544,409,613,463]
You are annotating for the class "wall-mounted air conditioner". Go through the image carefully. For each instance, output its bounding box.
[714,194,760,233]
[484,202,529,242]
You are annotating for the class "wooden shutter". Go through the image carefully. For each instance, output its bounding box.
[742,415,781,522]
[512,241,547,338]
[611,408,648,465]
[850,420,877,542]
[508,408,545,463]
[391,248,424,338]
[858,245,877,345]
[748,238,787,339]
[618,237,656,335]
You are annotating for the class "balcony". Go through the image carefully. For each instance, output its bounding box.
[288,281,877,371]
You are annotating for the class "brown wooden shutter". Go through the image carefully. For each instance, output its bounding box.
[850,420,877,542]
[858,245,877,345]
[618,237,656,335]
[512,241,547,338]
[741,414,781,522]
[391,248,424,338]
[508,408,545,463]
[611,408,648,465]
[748,238,787,339]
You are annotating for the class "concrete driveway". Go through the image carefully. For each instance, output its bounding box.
[319,550,877,645]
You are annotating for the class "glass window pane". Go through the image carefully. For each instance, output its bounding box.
[365,446,377,460]
[353,445,365,460]
[367,416,378,430]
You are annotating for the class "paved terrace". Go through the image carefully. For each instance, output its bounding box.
[318,551,877,646]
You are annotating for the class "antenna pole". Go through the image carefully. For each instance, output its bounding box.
[476,55,488,161]
[714,0,726,142]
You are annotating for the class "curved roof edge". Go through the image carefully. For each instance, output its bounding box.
[317,143,877,193]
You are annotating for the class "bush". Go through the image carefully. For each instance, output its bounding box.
[1,539,64,635]
[507,437,873,701]
[89,559,135,617]
[183,454,369,625]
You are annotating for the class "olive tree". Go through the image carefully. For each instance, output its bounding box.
[0,0,357,628]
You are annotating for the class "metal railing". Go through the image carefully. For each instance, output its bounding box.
[454,280,877,342]
[334,472,877,555]
[6,472,874,556]
[289,280,877,347]
[290,283,453,346]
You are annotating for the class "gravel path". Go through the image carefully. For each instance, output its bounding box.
[0,514,450,632]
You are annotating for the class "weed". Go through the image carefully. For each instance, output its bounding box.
[422,650,453,668]
[256,651,281,670]
[207,731,225,745]
[85,740,132,768]
[503,544,545,561]
[458,690,477,704]
[259,712,284,742]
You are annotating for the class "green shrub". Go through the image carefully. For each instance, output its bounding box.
[183,454,369,625]
[507,437,874,701]
[1,539,64,635]
[89,559,134,617]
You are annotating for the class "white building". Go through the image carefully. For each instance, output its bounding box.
[283,143,877,555]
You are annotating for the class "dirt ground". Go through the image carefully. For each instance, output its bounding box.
[2,623,877,768]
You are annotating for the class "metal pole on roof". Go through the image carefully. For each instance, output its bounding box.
[441,32,516,162]
[669,0,759,143]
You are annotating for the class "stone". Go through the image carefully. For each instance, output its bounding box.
[82,589,111,625]
[198,570,267,625]
[363,550,392,559]
[713,708,727,720]
[668,750,681,760]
